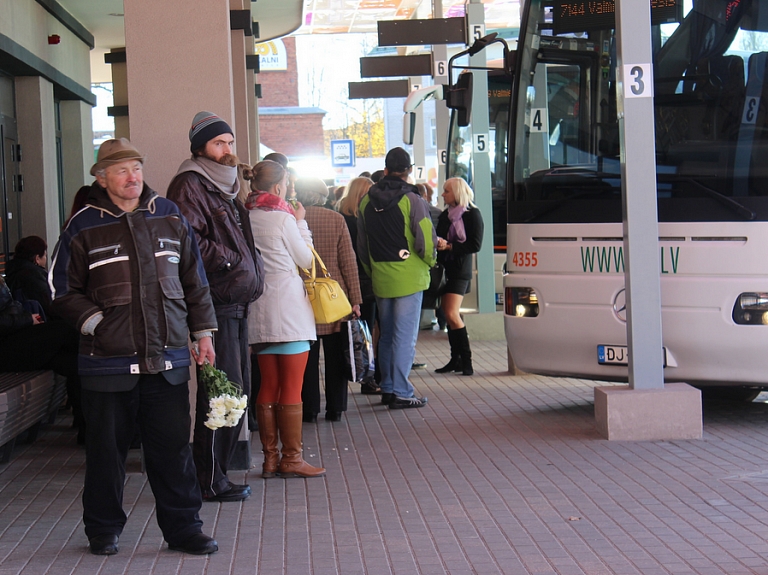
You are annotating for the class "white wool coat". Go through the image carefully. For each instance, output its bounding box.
[248,209,317,345]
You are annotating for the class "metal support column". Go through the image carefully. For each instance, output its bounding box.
[432,0,449,197]
[615,0,664,390]
[410,75,427,179]
[467,0,495,314]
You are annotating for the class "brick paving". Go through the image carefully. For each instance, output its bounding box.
[2,329,768,574]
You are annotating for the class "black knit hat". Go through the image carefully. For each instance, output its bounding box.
[385,147,412,172]
[189,111,234,153]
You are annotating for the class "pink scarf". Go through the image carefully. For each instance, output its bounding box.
[447,205,467,244]
[245,191,295,216]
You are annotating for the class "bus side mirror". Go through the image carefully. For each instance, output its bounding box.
[505,49,517,76]
[444,72,473,127]
[403,112,416,145]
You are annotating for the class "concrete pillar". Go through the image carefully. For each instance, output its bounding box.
[109,49,130,140]
[123,0,236,194]
[249,69,259,162]
[59,99,93,211]
[14,76,60,250]
[230,0,254,166]
[123,0,250,468]
[231,31,252,166]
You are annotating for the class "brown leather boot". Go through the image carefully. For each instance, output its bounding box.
[276,403,325,478]
[256,403,279,478]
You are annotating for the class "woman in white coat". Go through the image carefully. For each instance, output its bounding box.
[244,159,324,479]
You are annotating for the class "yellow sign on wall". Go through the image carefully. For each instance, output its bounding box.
[255,39,288,71]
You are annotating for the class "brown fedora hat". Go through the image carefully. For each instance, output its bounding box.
[90,138,145,176]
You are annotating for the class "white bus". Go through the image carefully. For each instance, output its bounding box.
[504,0,768,396]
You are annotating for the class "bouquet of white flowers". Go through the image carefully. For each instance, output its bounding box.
[199,363,248,430]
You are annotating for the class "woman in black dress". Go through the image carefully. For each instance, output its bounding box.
[434,177,484,376]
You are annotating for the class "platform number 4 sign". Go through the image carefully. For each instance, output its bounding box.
[529,108,548,132]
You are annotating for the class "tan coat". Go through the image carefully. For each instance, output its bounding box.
[303,206,362,335]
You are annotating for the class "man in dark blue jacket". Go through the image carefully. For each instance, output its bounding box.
[50,139,219,557]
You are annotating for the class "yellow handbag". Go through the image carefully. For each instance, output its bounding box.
[302,245,352,324]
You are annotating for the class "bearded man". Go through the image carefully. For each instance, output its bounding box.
[167,112,264,502]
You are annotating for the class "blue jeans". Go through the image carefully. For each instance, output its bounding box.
[376,292,423,398]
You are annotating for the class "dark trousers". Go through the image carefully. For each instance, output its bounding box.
[81,374,203,544]
[302,331,349,415]
[192,305,251,497]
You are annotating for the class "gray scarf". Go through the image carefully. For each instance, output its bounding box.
[177,156,240,201]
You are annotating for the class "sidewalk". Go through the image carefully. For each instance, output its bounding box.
[2,329,768,574]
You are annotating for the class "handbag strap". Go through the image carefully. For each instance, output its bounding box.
[301,245,331,280]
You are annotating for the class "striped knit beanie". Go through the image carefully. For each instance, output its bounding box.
[189,111,233,153]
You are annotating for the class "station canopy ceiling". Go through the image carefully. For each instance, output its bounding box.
[57,0,521,48]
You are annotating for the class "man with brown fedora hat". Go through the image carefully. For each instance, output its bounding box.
[50,138,220,556]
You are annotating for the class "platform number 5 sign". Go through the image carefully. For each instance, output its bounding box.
[473,133,488,153]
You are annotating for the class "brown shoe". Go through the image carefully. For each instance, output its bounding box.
[256,403,279,478]
[276,403,325,478]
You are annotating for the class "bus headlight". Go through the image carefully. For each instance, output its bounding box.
[506,287,539,317]
[732,292,768,325]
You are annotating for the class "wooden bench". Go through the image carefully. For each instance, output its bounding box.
[0,371,66,463]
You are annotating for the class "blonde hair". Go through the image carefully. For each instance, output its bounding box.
[242,160,286,193]
[338,177,373,217]
[444,177,475,208]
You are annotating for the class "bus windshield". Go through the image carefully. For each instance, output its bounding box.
[511,0,768,224]
[448,70,512,251]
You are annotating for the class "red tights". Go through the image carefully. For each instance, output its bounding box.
[256,352,309,405]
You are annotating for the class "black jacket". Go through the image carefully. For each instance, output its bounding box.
[5,257,53,318]
[436,206,484,281]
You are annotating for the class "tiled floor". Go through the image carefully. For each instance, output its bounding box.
[3,329,768,574]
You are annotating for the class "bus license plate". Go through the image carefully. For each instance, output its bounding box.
[597,345,667,366]
[597,345,628,365]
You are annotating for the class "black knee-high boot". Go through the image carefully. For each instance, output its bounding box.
[435,328,462,373]
[454,327,473,376]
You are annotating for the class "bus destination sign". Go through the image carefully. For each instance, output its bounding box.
[553,0,682,34]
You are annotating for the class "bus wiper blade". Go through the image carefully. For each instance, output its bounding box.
[683,178,756,221]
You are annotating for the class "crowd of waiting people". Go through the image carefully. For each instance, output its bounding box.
[0,112,484,557]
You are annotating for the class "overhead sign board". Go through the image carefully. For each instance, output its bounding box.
[552,0,681,34]
[331,140,355,167]
[349,80,411,99]
[378,17,467,46]
[360,54,433,78]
